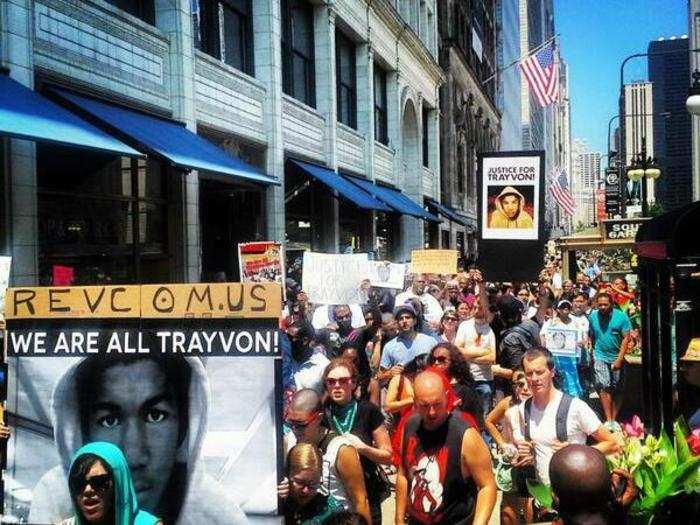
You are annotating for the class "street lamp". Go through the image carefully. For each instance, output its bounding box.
[625,138,660,216]
[687,69,700,116]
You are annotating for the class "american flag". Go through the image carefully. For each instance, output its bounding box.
[550,169,576,216]
[520,41,559,107]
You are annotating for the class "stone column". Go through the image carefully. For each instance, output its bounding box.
[2,0,38,285]
[155,0,198,282]
[356,42,376,252]
[314,5,339,252]
[253,0,286,244]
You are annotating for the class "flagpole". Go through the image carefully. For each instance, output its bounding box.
[482,34,560,86]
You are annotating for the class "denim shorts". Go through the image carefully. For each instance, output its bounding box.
[594,360,623,392]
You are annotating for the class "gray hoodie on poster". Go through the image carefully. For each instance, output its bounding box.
[28,357,250,525]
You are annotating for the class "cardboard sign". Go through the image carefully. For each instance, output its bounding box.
[3,282,283,522]
[5,283,282,319]
[367,261,407,289]
[302,252,368,305]
[410,250,458,275]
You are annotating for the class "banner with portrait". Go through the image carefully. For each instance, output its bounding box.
[481,154,541,241]
[3,283,283,524]
[366,261,407,289]
[238,242,285,287]
[477,151,546,282]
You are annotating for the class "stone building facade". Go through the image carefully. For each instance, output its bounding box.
[0,0,443,286]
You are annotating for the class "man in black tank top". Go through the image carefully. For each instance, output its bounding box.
[395,371,497,525]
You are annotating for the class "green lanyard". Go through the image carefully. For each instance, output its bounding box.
[331,401,358,435]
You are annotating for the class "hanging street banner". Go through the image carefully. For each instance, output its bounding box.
[604,167,622,217]
[477,151,546,281]
[302,252,369,305]
[410,250,458,275]
[3,283,283,524]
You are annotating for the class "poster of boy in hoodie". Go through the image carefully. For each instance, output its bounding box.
[3,283,282,525]
[480,153,541,241]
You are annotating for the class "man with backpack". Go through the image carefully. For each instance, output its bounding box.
[498,296,540,373]
[511,347,619,486]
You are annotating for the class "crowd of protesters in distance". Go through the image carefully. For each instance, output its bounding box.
[277,256,644,524]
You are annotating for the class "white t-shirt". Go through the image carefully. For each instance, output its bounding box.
[394,290,444,323]
[293,352,330,394]
[454,318,495,381]
[511,390,602,485]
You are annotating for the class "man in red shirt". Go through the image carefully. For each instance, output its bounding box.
[394,371,496,524]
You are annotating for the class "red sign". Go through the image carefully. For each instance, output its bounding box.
[596,189,606,221]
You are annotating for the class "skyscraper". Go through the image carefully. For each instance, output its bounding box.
[648,36,692,212]
[571,140,600,227]
[496,0,522,150]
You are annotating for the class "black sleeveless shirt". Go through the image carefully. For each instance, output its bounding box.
[401,412,477,524]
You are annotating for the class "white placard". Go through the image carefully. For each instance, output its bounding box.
[367,261,407,289]
[481,155,540,240]
[545,326,580,357]
[302,252,369,305]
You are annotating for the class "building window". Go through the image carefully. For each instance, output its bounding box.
[336,31,357,129]
[37,144,170,285]
[105,0,155,24]
[457,143,465,194]
[281,0,315,107]
[454,2,470,58]
[422,107,430,167]
[374,65,388,145]
[193,0,254,75]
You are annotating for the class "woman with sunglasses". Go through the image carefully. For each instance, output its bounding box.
[61,441,161,525]
[484,371,534,525]
[284,443,344,524]
[427,343,484,430]
[438,310,460,344]
[323,359,392,525]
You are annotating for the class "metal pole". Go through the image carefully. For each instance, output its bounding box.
[658,264,674,435]
[641,138,649,217]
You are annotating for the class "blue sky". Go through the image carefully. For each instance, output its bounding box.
[554,0,689,155]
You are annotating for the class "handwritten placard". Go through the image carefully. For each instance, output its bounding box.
[410,250,458,275]
[302,252,368,305]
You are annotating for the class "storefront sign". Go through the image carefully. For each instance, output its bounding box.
[604,168,622,216]
[238,241,285,288]
[367,261,407,289]
[603,219,646,240]
[480,154,541,240]
[302,252,369,305]
[410,250,458,275]
[3,283,282,523]
[596,188,607,221]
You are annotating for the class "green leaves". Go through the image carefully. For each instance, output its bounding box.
[526,478,553,510]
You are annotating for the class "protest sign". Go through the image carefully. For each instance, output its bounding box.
[3,283,282,524]
[0,256,10,317]
[410,250,458,275]
[238,241,285,287]
[544,326,580,357]
[302,252,368,305]
[367,261,407,289]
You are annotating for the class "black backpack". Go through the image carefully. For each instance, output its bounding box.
[522,394,574,442]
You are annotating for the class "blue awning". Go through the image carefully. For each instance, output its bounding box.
[289,160,392,212]
[0,74,141,156]
[426,198,468,226]
[344,175,441,223]
[52,89,278,185]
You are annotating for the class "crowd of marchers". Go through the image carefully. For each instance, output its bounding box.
[278,259,646,525]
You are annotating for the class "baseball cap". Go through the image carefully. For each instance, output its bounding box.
[394,303,417,319]
[556,299,573,309]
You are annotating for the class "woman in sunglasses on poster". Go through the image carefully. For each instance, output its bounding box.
[323,359,392,525]
[61,442,162,525]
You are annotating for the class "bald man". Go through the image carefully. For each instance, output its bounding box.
[549,445,636,525]
[394,371,497,525]
[283,389,371,523]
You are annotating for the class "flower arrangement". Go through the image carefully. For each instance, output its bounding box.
[527,416,700,524]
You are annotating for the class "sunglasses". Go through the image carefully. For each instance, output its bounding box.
[72,474,112,495]
[430,355,450,364]
[286,412,319,431]
[336,314,352,321]
[325,376,353,388]
[444,317,458,322]
[290,477,321,491]
[512,381,527,389]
